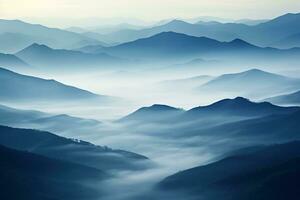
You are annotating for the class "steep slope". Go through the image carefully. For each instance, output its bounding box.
[0,67,106,102]
[158,141,300,200]
[0,125,150,171]
[0,145,107,200]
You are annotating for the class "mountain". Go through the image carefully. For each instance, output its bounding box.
[0,104,46,124]
[0,67,107,103]
[120,104,184,123]
[0,32,37,53]
[96,13,300,49]
[254,13,300,42]
[198,69,300,99]
[0,125,150,171]
[158,141,300,200]
[16,43,124,70]
[100,32,263,61]
[184,97,300,119]
[0,53,29,71]
[94,19,247,44]
[0,144,107,200]
[120,97,299,126]
[265,90,300,105]
[0,104,102,138]
[0,19,103,53]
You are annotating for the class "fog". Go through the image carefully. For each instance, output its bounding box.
[2,49,300,199]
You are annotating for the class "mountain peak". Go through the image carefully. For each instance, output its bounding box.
[238,69,284,78]
[148,104,180,111]
[29,43,51,49]
[229,38,255,48]
[187,96,287,117]
[243,68,266,74]
[19,43,52,53]
[165,19,189,26]
[210,97,253,107]
[120,104,182,122]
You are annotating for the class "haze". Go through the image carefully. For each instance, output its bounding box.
[1,0,300,27]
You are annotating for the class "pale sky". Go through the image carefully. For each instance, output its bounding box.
[0,0,300,27]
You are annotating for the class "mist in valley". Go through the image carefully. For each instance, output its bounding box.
[1,4,300,199]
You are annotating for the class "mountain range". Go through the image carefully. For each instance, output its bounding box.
[122,97,299,124]
[16,43,125,70]
[0,19,104,53]
[92,32,265,61]
[120,97,300,145]
[88,32,300,65]
[87,13,300,49]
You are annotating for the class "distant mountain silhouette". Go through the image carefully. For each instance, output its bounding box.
[16,43,125,70]
[92,13,300,49]
[120,104,184,123]
[100,32,264,61]
[0,104,102,138]
[0,32,36,53]
[198,69,300,98]
[0,67,108,103]
[0,144,107,200]
[0,125,150,171]
[0,19,103,53]
[0,53,29,71]
[158,141,300,200]
[265,90,300,105]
